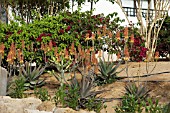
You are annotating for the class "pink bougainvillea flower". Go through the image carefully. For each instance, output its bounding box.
[65,26,71,32]
[46,33,52,37]
[17,30,22,34]
[59,29,64,34]
[36,37,42,42]
[52,41,56,46]
[39,33,46,37]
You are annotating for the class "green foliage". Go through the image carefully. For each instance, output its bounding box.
[19,62,47,89]
[162,102,170,113]
[85,97,103,113]
[115,94,144,113]
[115,82,162,113]
[115,95,163,113]
[34,88,50,101]
[53,84,68,107]
[54,84,80,110]
[157,16,170,59]
[96,58,123,85]
[0,10,123,66]
[8,77,26,98]
[145,98,162,113]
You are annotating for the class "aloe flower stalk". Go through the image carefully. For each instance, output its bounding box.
[155,51,159,60]
[124,27,129,40]
[0,43,5,58]
[130,34,134,44]
[124,46,130,61]
[0,43,5,65]
[49,40,53,51]
[116,31,120,41]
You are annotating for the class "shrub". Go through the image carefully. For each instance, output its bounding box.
[0,11,124,66]
[115,82,162,113]
[34,88,50,101]
[157,16,170,59]
[54,74,104,113]
[8,76,26,98]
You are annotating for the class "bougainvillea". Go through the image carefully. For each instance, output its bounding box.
[0,10,124,66]
[129,37,148,62]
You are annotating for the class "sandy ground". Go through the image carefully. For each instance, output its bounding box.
[40,61,170,113]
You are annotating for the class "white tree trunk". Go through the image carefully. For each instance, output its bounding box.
[115,0,170,61]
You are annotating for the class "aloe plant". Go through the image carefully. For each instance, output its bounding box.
[125,82,151,101]
[49,56,72,86]
[69,68,108,109]
[19,62,47,89]
[96,58,123,85]
[54,68,107,112]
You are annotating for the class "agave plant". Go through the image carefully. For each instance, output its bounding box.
[19,62,47,89]
[96,58,123,85]
[125,82,151,101]
[70,68,110,109]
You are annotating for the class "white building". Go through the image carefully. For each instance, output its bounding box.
[70,0,170,26]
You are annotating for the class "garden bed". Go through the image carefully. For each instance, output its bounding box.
[16,61,170,113]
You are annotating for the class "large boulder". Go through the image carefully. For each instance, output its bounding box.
[0,96,42,113]
[37,101,55,112]
[0,67,7,96]
[24,109,52,113]
[53,108,96,113]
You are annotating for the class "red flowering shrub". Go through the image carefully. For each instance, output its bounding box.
[129,37,148,62]
[0,11,124,66]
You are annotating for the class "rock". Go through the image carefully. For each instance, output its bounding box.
[0,96,42,113]
[0,67,8,96]
[37,101,55,112]
[53,108,96,113]
[24,109,52,113]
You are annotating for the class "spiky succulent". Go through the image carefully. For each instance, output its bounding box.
[19,62,47,89]
[65,68,107,110]
[125,82,151,101]
[96,58,123,85]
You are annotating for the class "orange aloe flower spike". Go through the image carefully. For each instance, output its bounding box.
[155,51,159,60]
[124,27,129,39]
[49,40,53,51]
[85,33,90,41]
[116,31,120,41]
[130,34,134,44]
[22,40,25,50]
[64,48,69,59]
